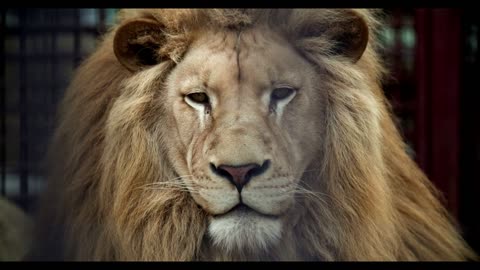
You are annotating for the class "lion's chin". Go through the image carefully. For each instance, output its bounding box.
[207,205,283,252]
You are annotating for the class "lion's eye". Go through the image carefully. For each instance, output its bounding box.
[186,92,210,104]
[271,87,295,101]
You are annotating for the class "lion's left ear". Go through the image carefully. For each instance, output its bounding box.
[113,18,166,72]
[294,10,369,63]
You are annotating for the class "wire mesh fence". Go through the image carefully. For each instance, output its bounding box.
[1,8,118,211]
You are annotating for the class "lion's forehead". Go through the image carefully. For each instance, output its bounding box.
[173,28,308,97]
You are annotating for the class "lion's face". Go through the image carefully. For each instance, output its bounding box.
[162,28,325,251]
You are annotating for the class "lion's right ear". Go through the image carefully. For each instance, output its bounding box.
[113,18,166,72]
[293,10,369,63]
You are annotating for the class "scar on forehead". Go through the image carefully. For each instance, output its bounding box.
[235,32,242,83]
[203,31,240,55]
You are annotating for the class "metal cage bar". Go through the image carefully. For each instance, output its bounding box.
[1,9,6,197]
[19,9,29,207]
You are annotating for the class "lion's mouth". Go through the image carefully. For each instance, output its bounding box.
[213,203,279,219]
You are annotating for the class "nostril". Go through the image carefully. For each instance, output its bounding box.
[210,163,217,174]
[210,163,233,181]
[249,160,270,179]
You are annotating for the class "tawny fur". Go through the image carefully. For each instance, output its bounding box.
[30,9,476,261]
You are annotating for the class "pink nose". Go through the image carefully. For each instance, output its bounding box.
[210,160,270,192]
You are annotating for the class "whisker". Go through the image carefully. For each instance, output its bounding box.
[301,169,323,173]
[136,174,230,195]
[142,186,202,194]
[294,187,329,205]
[134,174,197,192]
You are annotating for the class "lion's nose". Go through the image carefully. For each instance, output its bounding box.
[210,160,270,192]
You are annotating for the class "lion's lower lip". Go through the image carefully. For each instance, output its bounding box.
[214,203,279,219]
[230,204,250,214]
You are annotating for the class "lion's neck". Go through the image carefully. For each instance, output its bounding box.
[197,233,302,261]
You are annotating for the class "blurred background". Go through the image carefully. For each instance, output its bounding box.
[1,8,479,255]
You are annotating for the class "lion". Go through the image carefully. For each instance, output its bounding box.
[28,9,476,261]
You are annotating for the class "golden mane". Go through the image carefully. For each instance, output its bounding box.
[29,9,476,260]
